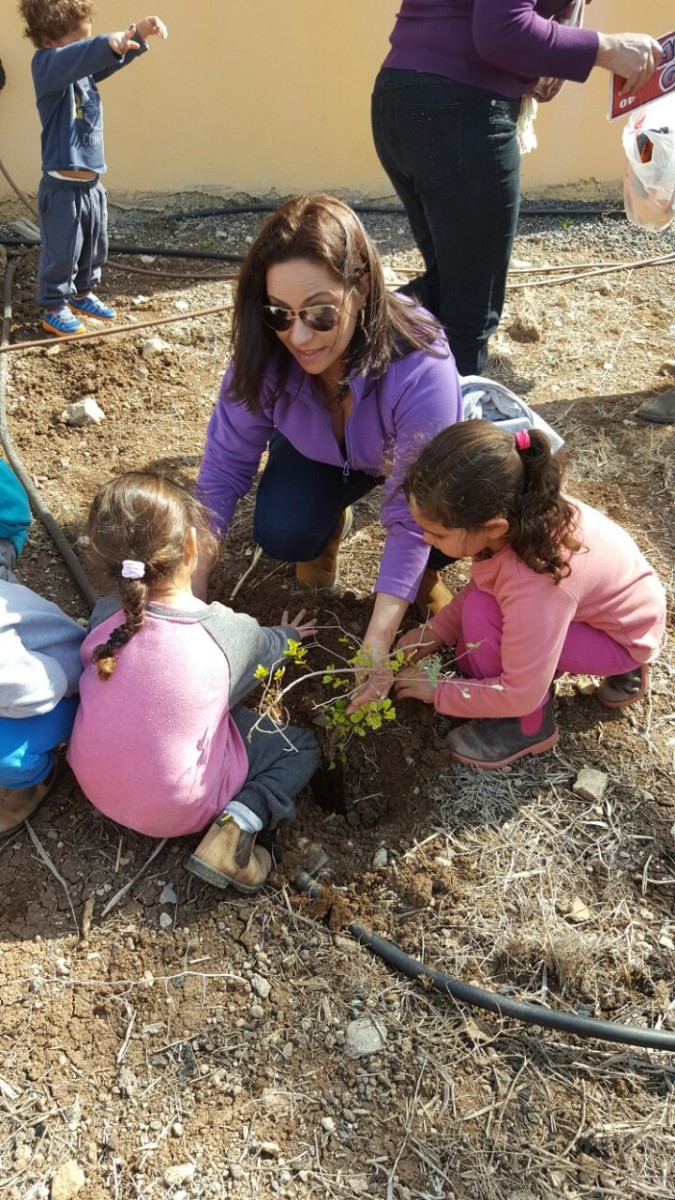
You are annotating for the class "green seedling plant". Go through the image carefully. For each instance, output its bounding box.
[252,628,502,765]
[252,633,410,767]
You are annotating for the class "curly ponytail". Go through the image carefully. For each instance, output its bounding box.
[86,471,218,680]
[404,423,581,582]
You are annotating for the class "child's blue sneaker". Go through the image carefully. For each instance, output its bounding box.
[42,307,86,337]
[68,293,116,321]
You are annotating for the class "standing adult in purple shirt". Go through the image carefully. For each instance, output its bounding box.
[195,195,463,705]
[372,1,662,375]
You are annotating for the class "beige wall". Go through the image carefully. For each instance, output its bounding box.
[1,1,672,200]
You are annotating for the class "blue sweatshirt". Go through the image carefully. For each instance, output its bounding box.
[31,35,147,173]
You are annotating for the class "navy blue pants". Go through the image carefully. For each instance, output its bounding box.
[253,433,450,571]
[372,69,521,376]
[36,174,108,310]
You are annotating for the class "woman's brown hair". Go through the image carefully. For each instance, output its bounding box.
[404,423,581,582]
[86,471,217,680]
[230,194,444,410]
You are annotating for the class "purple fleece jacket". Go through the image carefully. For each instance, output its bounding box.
[383,0,600,99]
[197,342,462,603]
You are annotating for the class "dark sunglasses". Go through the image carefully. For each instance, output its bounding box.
[262,302,343,334]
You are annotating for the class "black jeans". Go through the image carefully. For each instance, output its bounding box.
[372,69,521,376]
[253,433,451,572]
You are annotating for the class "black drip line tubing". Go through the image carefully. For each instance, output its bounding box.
[0,237,244,263]
[168,201,628,222]
[295,871,675,1053]
[0,255,96,607]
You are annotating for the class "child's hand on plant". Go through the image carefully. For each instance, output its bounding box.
[281,609,317,640]
[135,16,169,40]
[394,663,437,705]
[394,624,442,665]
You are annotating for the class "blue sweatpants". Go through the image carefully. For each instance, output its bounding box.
[0,696,78,789]
[36,174,108,310]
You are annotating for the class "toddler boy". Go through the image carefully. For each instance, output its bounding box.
[18,2,167,336]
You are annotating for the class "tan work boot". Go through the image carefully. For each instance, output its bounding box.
[295,508,353,590]
[0,758,62,840]
[415,568,452,618]
[186,812,272,894]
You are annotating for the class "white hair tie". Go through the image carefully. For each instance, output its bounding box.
[121,559,145,580]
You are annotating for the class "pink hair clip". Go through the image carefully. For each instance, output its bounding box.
[514,429,531,451]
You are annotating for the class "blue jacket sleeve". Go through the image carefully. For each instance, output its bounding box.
[0,462,31,557]
[32,36,146,97]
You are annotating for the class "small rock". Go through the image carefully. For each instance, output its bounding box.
[141,335,172,357]
[569,896,592,923]
[159,912,173,930]
[251,974,271,1000]
[660,359,675,377]
[348,1177,370,1195]
[573,767,608,803]
[174,299,190,311]
[281,1042,294,1061]
[321,1116,337,1134]
[51,1160,85,1200]
[171,1121,184,1137]
[118,1066,140,1097]
[250,1004,265,1020]
[159,884,177,905]
[372,847,388,869]
[61,398,105,427]
[344,1014,387,1058]
[259,1141,282,1157]
[229,1163,246,1180]
[163,1164,195,1186]
[507,315,541,343]
[659,934,674,951]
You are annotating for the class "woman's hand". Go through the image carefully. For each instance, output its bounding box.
[346,637,394,714]
[281,609,317,640]
[394,663,437,706]
[596,33,663,96]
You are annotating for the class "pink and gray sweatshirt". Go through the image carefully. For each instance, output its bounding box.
[383,0,600,99]
[197,345,462,603]
[67,596,297,838]
[430,500,666,720]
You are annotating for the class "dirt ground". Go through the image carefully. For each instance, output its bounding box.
[1,194,675,1200]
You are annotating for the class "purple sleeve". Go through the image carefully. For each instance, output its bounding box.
[472,0,599,83]
[196,365,274,538]
[376,348,463,602]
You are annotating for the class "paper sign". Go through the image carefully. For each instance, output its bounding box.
[609,30,675,121]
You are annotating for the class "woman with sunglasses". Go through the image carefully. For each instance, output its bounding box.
[195,194,463,706]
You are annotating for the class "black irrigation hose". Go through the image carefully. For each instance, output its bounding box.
[170,202,627,222]
[0,254,96,608]
[0,237,245,263]
[295,871,675,1052]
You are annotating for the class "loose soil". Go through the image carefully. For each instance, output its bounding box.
[1,196,675,1200]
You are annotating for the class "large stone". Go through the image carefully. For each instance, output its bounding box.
[344,1014,387,1058]
[61,398,105,427]
[573,767,608,803]
[51,1160,85,1200]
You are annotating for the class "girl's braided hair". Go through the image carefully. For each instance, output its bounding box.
[404,422,581,582]
[86,471,217,680]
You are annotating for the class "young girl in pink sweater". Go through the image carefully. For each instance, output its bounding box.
[393,423,666,769]
[68,471,319,892]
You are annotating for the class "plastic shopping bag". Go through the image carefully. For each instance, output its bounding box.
[460,376,565,454]
[622,95,675,232]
